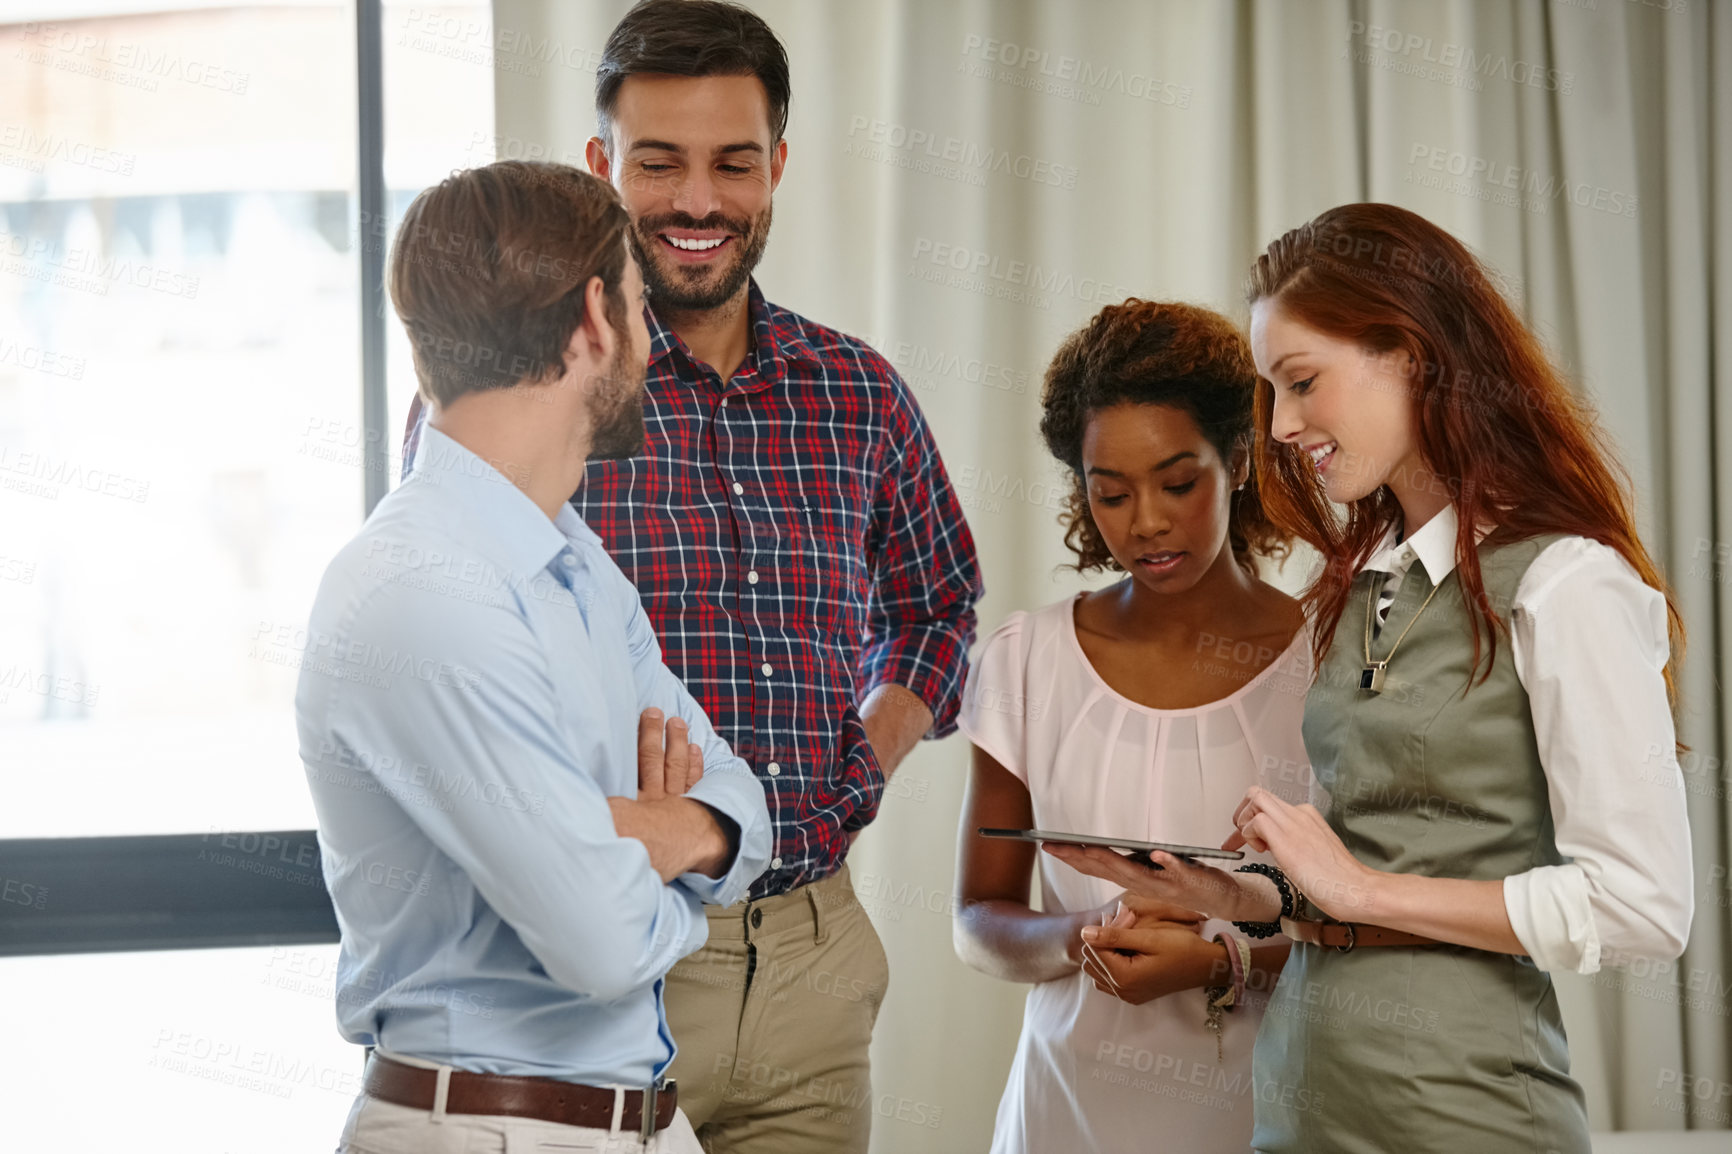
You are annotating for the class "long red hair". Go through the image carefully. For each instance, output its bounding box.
[1246,203,1684,704]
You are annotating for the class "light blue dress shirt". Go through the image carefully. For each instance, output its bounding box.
[295,426,771,1087]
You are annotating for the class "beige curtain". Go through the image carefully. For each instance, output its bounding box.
[491,0,1731,1147]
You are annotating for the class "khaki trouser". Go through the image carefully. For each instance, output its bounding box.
[664,864,890,1154]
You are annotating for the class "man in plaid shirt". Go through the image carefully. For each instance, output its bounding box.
[404,3,979,1149]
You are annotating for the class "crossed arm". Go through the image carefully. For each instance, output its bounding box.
[608,707,736,881]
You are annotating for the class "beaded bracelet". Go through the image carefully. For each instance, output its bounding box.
[1232,863,1292,939]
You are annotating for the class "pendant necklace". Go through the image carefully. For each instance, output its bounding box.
[1360,576,1442,693]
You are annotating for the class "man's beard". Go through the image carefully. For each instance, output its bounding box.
[629,205,773,313]
[585,338,647,461]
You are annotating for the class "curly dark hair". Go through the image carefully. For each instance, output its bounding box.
[1039,298,1290,573]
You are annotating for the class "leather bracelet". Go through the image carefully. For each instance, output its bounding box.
[1232,863,1291,938]
[1212,931,1250,1006]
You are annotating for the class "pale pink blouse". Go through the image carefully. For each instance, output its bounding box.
[959,594,1315,1154]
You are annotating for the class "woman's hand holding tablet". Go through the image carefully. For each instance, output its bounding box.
[1002,827,1279,925]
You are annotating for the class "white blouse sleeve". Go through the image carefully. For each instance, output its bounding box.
[955,613,1032,783]
[1502,537,1694,974]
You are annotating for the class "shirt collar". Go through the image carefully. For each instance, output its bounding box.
[1362,503,1463,585]
[645,278,823,390]
[408,425,592,576]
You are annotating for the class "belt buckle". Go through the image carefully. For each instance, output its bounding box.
[638,1080,657,1143]
[639,1077,673,1143]
[1334,923,1356,953]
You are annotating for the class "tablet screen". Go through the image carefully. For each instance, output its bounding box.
[977,827,1244,862]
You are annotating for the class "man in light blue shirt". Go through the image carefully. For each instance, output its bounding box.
[296,160,770,1152]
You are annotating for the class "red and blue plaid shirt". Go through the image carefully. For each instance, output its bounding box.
[404,281,981,897]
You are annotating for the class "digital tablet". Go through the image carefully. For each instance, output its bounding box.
[977,828,1244,866]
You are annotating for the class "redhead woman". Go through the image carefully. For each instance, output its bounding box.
[1049,204,1693,1153]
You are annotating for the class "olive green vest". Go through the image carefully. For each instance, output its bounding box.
[1251,534,1590,1154]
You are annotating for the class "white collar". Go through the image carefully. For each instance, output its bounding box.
[1361,504,1490,585]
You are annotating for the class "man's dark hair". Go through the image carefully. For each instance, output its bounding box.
[388,161,629,408]
[595,0,791,151]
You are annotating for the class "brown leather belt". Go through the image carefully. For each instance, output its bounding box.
[1282,917,1441,951]
[363,1050,677,1140]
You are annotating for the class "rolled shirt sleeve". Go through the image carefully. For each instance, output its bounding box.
[318,579,706,1006]
[1503,538,1694,974]
[859,372,983,736]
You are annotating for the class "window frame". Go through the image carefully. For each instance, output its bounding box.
[0,0,389,957]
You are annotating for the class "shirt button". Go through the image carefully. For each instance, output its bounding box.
[766,762,780,776]
[746,570,759,585]
[770,857,783,870]
[761,663,773,677]
[732,482,744,496]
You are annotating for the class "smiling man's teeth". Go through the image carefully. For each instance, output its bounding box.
[666,236,725,251]
[1308,442,1337,466]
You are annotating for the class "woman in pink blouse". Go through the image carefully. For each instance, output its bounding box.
[953,299,1315,1153]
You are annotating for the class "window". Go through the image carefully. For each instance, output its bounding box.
[0,3,493,1146]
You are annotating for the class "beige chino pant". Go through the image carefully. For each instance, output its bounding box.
[664,865,890,1154]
